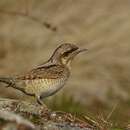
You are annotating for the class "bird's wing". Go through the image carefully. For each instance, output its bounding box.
[16,64,69,80]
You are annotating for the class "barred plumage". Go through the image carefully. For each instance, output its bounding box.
[24,77,67,97]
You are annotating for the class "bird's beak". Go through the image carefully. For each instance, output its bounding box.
[76,48,88,54]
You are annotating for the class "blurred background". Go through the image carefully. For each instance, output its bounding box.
[0,0,130,128]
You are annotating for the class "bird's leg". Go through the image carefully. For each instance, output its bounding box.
[36,95,43,105]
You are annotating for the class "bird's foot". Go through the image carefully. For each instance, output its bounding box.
[36,95,46,107]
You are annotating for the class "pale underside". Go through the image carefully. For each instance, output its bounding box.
[24,78,67,98]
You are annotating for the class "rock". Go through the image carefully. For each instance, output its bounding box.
[0,110,35,130]
[0,98,96,130]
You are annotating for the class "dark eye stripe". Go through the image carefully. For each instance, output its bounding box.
[63,48,78,56]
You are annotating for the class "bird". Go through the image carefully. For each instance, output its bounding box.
[0,43,87,105]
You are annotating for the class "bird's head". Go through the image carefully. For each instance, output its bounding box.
[50,43,87,67]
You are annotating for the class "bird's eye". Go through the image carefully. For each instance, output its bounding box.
[62,48,77,57]
[62,50,72,57]
[62,51,70,57]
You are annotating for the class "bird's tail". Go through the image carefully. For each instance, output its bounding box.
[0,77,15,87]
[0,77,34,96]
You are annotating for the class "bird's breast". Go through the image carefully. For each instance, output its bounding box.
[25,77,68,96]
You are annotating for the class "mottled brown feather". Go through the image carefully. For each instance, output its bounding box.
[16,64,70,80]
